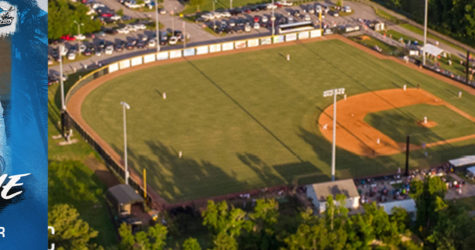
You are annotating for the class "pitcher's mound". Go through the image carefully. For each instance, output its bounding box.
[417,120,438,128]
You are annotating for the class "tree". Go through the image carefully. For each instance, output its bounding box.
[202,200,252,237]
[241,199,280,249]
[118,223,168,249]
[410,176,447,238]
[182,237,202,250]
[48,204,101,250]
[48,0,101,40]
[118,223,135,250]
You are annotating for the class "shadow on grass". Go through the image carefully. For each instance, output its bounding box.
[121,140,245,203]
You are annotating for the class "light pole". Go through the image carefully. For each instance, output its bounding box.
[422,0,428,65]
[212,0,216,32]
[120,101,131,185]
[154,0,160,53]
[323,87,345,181]
[73,20,84,35]
[59,44,66,137]
[271,0,275,36]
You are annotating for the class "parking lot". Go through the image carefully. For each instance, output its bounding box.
[48,1,381,77]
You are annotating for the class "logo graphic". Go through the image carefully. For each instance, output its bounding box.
[0,2,16,36]
[0,6,14,27]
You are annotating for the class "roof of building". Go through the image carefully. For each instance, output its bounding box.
[380,199,416,214]
[449,155,475,167]
[107,184,144,205]
[308,179,359,201]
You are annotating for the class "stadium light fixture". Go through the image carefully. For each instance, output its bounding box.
[120,101,131,185]
[422,0,428,65]
[323,87,345,181]
[155,0,160,53]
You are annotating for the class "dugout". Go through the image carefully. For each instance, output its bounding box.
[306,179,360,213]
[107,184,144,216]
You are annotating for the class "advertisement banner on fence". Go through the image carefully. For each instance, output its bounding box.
[261,37,272,45]
[209,44,221,53]
[157,51,169,60]
[247,39,259,47]
[299,31,310,40]
[235,40,246,49]
[310,29,322,38]
[222,42,234,51]
[183,48,196,57]
[286,33,297,42]
[170,50,182,59]
[131,56,143,66]
[144,54,156,63]
[109,63,119,73]
[196,45,209,55]
[273,35,284,44]
[119,59,131,69]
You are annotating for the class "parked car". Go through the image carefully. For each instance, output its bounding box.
[168,36,178,45]
[244,23,251,32]
[74,34,86,40]
[253,22,260,29]
[105,45,114,55]
[67,52,76,60]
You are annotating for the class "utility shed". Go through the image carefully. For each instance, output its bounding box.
[306,179,360,213]
[107,184,144,215]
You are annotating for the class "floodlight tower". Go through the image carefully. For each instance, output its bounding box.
[120,101,131,185]
[323,88,345,181]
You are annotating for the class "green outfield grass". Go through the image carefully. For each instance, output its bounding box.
[81,39,475,203]
[365,104,475,145]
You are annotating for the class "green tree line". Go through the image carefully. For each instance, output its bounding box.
[373,0,475,46]
[48,0,101,40]
[50,176,475,249]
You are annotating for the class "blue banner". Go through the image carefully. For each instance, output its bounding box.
[0,0,47,249]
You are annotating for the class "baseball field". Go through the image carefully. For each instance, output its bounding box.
[77,38,475,203]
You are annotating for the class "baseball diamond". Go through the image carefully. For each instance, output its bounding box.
[69,36,475,204]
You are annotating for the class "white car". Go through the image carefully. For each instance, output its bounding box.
[59,46,68,56]
[148,39,156,48]
[304,14,311,21]
[244,24,251,32]
[105,45,114,55]
[168,36,178,45]
[201,12,214,21]
[117,27,130,34]
[253,22,260,29]
[277,1,293,7]
[134,23,146,30]
[67,52,76,60]
[261,15,268,23]
[74,34,86,40]
[343,6,352,13]
[266,3,277,9]
[79,44,86,53]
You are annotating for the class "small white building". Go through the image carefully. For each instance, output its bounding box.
[306,179,360,213]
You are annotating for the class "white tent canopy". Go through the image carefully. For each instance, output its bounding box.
[449,155,475,167]
[380,199,416,214]
[421,44,444,57]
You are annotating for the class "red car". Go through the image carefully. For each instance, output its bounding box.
[253,15,260,23]
[60,35,76,41]
[101,13,113,18]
